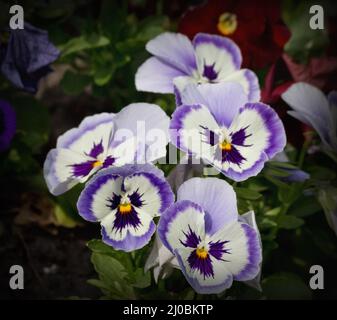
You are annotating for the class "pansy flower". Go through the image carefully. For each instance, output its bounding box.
[135,32,260,103]
[282,82,337,152]
[77,164,174,251]
[44,103,170,195]
[158,177,262,294]
[170,82,286,181]
[0,23,60,93]
[0,99,16,152]
[144,233,179,283]
[282,82,337,153]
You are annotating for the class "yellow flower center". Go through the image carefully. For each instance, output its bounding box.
[92,160,103,168]
[119,203,132,214]
[196,247,208,259]
[217,12,238,36]
[219,141,232,151]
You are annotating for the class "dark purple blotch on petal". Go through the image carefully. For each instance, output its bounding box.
[202,62,217,81]
[180,225,201,248]
[129,190,144,208]
[209,240,230,261]
[187,239,231,279]
[106,193,121,211]
[188,250,214,279]
[230,126,252,147]
[214,145,247,166]
[87,140,104,158]
[113,206,142,232]
[103,156,115,168]
[70,160,95,178]
[180,226,231,279]
[200,125,219,146]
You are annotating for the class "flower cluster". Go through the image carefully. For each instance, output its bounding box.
[44,31,287,294]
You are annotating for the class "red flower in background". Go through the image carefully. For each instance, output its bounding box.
[260,52,337,147]
[178,0,290,70]
[262,54,337,104]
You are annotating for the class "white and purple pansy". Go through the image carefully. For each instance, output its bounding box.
[135,32,260,103]
[282,82,337,153]
[44,103,170,195]
[158,178,262,294]
[170,82,286,181]
[77,164,174,252]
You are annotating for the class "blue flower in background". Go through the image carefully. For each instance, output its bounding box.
[0,99,16,152]
[272,151,310,183]
[282,82,337,153]
[158,177,262,294]
[0,23,60,93]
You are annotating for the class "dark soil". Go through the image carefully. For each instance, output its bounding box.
[0,208,101,300]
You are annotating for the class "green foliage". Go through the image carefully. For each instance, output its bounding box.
[282,0,329,63]
[262,273,312,300]
[87,240,151,299]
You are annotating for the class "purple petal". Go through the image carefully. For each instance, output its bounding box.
[174,248,233,294]
[135,57,186,93]
[43,148,94,196]
[223,69,261,102]
[193,33,242,78]
[146,32,197,75]
[234,223,262,281]
[102,219,156,252]
[77,174,123,222]
[113,103,170,163]
[56,113,114,151]
[180,82,248,127]
[123,171,174,215]
[169,103,219,158]
[282,83,332,146]
[177,177,238,235]
[158,200,205,253]
[94,163,165,180]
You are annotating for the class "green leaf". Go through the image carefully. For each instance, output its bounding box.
[100,0,127,42]
[262,272,312,299]
[277,215,304,229]
[12,97,50,153]
[317,186,337,232]
[58,35,110,57]
[307,165,336,180]
[268,161,299,170]
[288,196,322,218]
[87,239,117,257]
[60,71,92,95]
[90,252,136,299]
[259,217,278,229]
[278,183,304,205]
[129,268,151,289]
[265,207,281,217]
[53,204,79,228]
[282,0,329,63]
[235,187,262,200]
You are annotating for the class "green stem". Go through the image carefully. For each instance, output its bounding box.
[298,139,311,168]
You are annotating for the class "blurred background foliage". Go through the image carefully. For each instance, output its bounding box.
[0,0,336,300]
